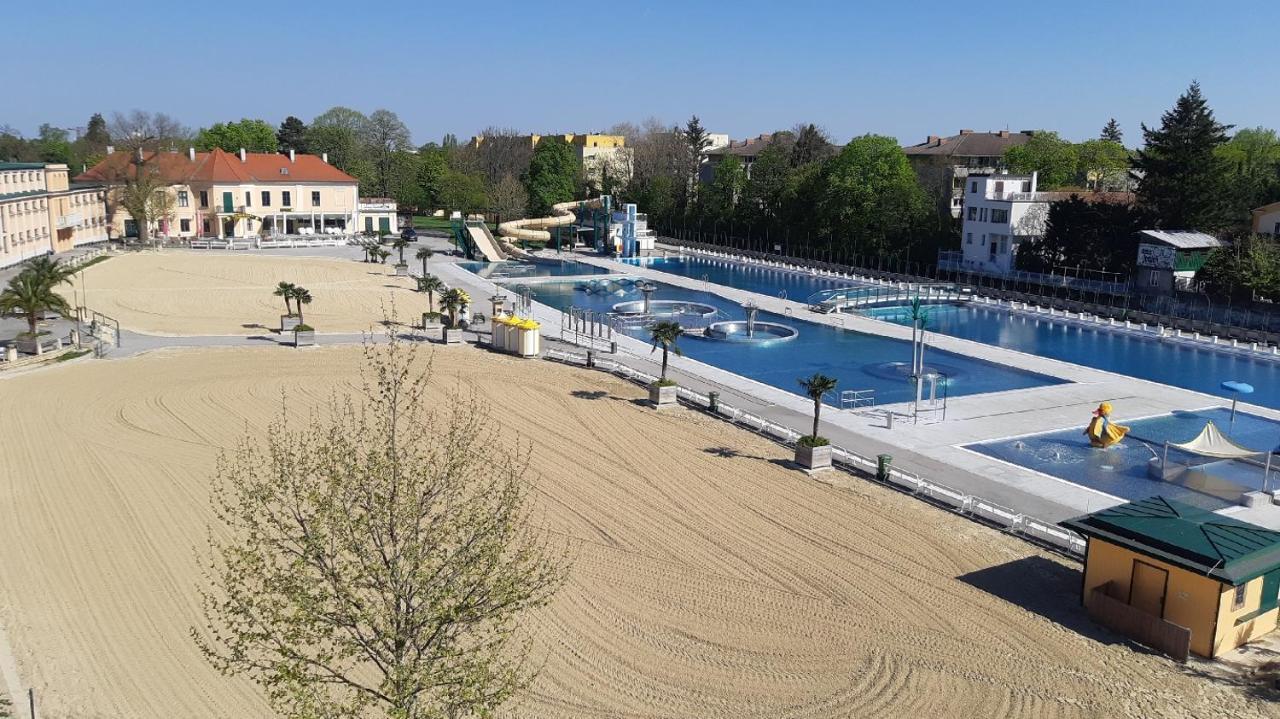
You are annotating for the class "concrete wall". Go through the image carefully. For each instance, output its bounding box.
[1213,574,1279,657]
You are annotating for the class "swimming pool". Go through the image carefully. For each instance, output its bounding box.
[624,255,871,300]
[458,259,613,279]
[627,253,1280,412]
[968,407,1280,510]
[507,278,1066,406]
[868,303,1280,410]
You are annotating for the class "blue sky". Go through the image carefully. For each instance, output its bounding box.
[8,1,1278,146]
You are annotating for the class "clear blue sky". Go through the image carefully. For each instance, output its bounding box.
[8,0,1278,146]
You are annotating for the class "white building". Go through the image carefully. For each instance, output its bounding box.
[356,198,399,235]
[958,172,1047,273]
[1253,201,1280,237]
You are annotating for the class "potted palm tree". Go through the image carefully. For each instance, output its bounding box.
[439,288,470,344]
[418,274,446,337]
[292,287,315,347]
[275,281,300,331]
[391,237,411,276]
[796,373,837,471]
[416,246,433,277]
[648,321,684,408]
[1,267,72,355]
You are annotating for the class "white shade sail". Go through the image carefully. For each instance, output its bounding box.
[1169,420,1263,459]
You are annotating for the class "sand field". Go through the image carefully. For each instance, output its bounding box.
[0,343,1272,718]
[63,252,427,335]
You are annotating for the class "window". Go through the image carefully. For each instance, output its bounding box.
[994,181,1004,194]
[979,207,988,222]
[1148,271,1159,287]
[1233,584,1247,610]
[199,191,209,207]
[203,219,211,234]
[180,219,191,233]
[965,232,973,245]
[1022,181,1032,192]
[967,207,977,221]
[282,191,292,207]
[311,190,321,206]
[261,190,271,206]
[178,190,189,207]
[991,209,1009,224]
[980,234,986,246]
[245,191,252,207]
[970,181,977,193]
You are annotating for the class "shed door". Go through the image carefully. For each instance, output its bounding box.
[379,217,390,234]
[1130,560,1168,618]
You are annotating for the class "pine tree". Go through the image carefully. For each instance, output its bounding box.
[1100,118,1123,144]
[1133,82,1234,230]
[276,116,308,153]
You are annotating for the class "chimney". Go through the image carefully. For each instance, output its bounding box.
[998,130,1010,138]
[927,135,940,146]
[188,147,195,161]
[322,152,329,164]
[289,149,296,163]
[238,148,246,162]
[1030,171,1038,194]
[106,145,114,155]
[959,129,973,135]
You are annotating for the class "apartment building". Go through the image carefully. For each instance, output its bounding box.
[468,133,635,189]
[958,172,1045,273]
[904,129,1035,219]
[77,147,361,239]
[0,162,108,270]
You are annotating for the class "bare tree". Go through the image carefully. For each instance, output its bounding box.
[457,127,534,189]
[108,110,190,153]
[489,173,528,220]
[100,150,168,244]
[194,334,569,719]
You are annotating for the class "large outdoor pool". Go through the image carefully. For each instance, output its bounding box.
[868,303,1280,411]
[623,255,871,300]
[625,253,1280,412]
[506,277,1066,406]
[458,259,612,279]
[968,407,1280,510]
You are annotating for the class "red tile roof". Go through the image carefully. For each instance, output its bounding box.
[76,148,356,184]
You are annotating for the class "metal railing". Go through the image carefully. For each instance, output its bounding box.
[542,347,1087,559]
[840,389,875,409]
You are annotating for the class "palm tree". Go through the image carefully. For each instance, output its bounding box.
[418,274,445,311]
[293,288,313,325]
[648,321,684,382]
[798,373,838,441]
[25,256,75,289]
[274,281,297,316]
[416,246,433,276]
[1,269,72,338]
[439,288,470,328]
[391,237,411,266]
[376,248,392,265]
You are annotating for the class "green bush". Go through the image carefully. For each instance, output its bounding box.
[294,324,315,332]
[651,378,677,388]
[798,435,830,448]
[422,311,443,322]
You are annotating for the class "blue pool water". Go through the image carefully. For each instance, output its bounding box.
[507,278,1065,405]
[624,255,870,300]
[867,303,1280,411]
[969,407,1280,510]
[458,259,612,279]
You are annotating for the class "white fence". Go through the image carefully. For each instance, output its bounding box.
[543,347,1087,559]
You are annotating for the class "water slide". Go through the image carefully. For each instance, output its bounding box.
[497,197,607,258]
[464,221,507,262]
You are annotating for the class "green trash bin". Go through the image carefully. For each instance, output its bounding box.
[877,453,892,481]
[708,391,720,412]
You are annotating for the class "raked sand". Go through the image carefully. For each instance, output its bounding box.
[64,252,428,335]
[0,344,1269,718]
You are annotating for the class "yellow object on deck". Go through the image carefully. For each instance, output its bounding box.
[1084,402,1129,448]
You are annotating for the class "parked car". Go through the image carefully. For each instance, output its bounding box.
[400,227,417,241]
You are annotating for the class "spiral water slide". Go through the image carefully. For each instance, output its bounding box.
[496,198,606,259]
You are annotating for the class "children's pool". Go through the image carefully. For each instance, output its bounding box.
[505,277,1066,406]
[968,407,1280,510]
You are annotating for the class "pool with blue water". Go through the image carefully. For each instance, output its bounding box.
[867,303,1280,411]
[623,255,871,300]
[506,278,1066,406]
[968,407,1280,510]
[457,259,612,279]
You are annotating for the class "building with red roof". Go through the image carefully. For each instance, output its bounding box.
[77,147,395,239]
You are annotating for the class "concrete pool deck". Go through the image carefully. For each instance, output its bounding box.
[441,249,1280,529]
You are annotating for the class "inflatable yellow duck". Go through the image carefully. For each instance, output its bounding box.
[1084,402,1129,448]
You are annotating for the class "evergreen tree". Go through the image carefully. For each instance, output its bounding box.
[1133,82,1234,230]
[83,113,111,151]
[276,116,308,152]
[682,115,712,210]
[791,124,834,167]
[1101,118,1123,144]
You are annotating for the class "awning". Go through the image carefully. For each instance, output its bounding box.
[1169,420,1263,459]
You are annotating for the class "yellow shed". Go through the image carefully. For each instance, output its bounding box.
[1061,497,1280,660]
